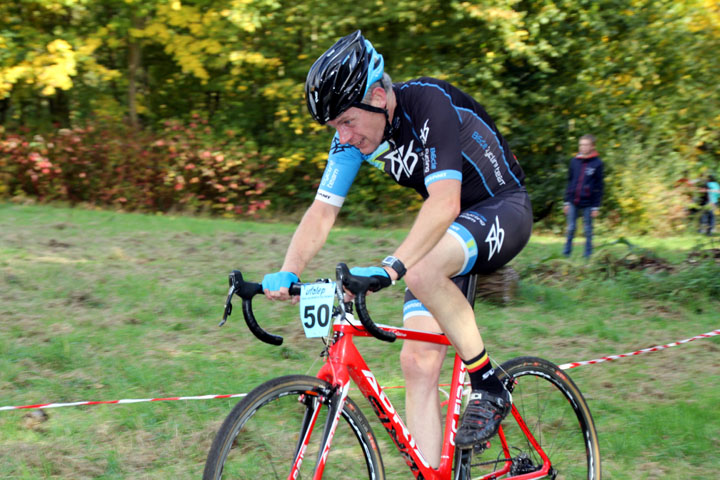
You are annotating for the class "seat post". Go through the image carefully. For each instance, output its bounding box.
[464,273,478,309]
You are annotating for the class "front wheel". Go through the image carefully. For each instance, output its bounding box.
[203,375,385,479]
[454,356,601,479]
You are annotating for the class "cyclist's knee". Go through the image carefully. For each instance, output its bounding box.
[404,267,435,296]
[401,343,445,382]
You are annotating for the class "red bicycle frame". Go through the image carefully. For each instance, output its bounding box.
[289,319,554,480]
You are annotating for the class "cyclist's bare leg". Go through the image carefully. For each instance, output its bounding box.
[400,315,448,468]
[401,233,492,461]
[403,233,485,360]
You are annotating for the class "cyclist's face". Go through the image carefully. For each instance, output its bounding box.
[579,138,595,155]
[328,107,385,155]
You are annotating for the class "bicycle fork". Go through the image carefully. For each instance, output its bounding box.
[288,380,351,480]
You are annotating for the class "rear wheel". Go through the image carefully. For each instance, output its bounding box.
[203,375,385,479]
[454,356,601,479]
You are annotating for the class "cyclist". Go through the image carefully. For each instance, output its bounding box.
[262,30,532,466]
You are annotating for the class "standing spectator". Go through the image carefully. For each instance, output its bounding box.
[562,134,604,258]
[699,174,719,235]
[675,170,700,219]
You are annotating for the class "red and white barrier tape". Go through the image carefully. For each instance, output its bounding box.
[0,393,247,412]
[2,328,718,413]
[558,328,720,370]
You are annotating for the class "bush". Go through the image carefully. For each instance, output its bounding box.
[0,118,270,217]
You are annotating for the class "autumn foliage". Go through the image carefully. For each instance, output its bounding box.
[0,117,270,216]
[1,0,719,229]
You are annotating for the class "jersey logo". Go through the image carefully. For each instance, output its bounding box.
[330,138,354,154]
[485,216,504,261]
[419,118,430,144]
[386,140,419,181]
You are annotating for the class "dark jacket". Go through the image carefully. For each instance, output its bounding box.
[563,154,604,209]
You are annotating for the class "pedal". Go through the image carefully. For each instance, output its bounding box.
[472,441,490,454]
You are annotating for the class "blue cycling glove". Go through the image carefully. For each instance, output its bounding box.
[262,271,299,291]
[349,266,393,292]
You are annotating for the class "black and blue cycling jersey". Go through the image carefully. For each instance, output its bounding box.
[315,77,526,208]
[316,77,532,320]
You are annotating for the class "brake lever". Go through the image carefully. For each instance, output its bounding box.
[219,277,237,327]
[335,265,347,319]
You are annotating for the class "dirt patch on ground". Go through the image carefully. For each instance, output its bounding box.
[608,252,675,273]
[1,441,106,479]
[687,248,720,264]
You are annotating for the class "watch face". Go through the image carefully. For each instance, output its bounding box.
[381,256,405,277]
[382,256,394,265]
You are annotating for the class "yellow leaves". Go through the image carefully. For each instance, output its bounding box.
[485,7,523,22]
[1,66,30,91]
[277,153,306,173]
[133,22,171,42]
[77,37,103,57]
[275,108,290,123]
[225,1,263,33]
[203,41,223,55]
[687,0,720,35]
[129,2,267,83]
[0,39,77,97]
[455,2,533,58]
[230,51,280,68]
[506,29,529,53]
[136,20,224,82]
[173,49,209,81]
[0,67,23,98]
[312,151,327,166]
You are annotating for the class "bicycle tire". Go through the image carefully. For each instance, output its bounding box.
[454,356,601,480]
[203,374,385,480]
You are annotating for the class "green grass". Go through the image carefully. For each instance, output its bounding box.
[1,203,719,479]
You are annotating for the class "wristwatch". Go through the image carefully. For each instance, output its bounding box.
[381,255,407,280]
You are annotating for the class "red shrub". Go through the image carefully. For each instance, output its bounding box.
[0,121,270,217]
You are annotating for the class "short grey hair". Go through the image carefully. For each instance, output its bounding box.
[580,134,596,145]
[361,72,393,103]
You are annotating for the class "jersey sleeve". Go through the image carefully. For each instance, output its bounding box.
[315,133,364,207]
[407,83,464,188]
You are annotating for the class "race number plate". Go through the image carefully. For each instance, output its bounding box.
[299,282,336,338]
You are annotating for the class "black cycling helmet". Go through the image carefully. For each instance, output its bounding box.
[305,30,385,125]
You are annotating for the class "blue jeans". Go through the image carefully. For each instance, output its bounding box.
[700,206,716,235]
[564,204,594,258]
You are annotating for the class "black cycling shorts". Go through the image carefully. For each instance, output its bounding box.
[403,188,532,322]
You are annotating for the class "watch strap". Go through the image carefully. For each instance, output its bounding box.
[381,255,406,279]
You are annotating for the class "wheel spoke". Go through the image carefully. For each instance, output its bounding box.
[204,375,385,480]
[455,357,601,480]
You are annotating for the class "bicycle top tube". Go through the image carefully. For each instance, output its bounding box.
[333,316,453,346]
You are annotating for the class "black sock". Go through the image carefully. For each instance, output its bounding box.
[463,349,504,396]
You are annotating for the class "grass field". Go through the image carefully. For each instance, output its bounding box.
[1,203,719,479]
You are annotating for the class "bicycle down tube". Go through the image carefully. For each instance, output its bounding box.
[320,322,461,479]
[304,319,556,480]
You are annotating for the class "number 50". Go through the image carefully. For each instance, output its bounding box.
[303,304,331,329]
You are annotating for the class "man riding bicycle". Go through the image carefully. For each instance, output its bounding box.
[261,31,532,467]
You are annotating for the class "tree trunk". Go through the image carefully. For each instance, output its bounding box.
[475,266,520,305]
[127,15,144,129]
[0,98,9,125]
[48,90,71,128]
